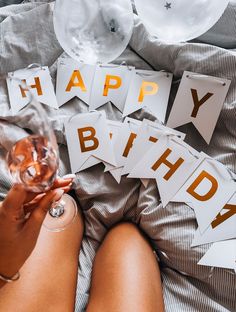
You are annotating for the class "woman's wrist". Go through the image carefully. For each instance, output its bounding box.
[0,269,20,288]
[0,270,19,289]
[0,261,21,281]
[0,270,20,281]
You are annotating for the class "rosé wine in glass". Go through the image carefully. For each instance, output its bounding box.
[2,77,77,232]
[7,135,58,193]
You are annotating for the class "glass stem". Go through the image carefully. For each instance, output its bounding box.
[49,200,65,218]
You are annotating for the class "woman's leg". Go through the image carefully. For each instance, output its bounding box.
[86,222,164,312]
[0,194,83,312]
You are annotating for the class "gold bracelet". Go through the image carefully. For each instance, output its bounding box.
[0,271,20,283]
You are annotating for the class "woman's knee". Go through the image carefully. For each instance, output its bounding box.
[109,222,147,242]
[88,223,164,312]
[109,222,140,236]
[96,222,151,261]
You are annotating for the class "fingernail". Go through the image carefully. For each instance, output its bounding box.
[62,174,76,181]
[64,182,72,189]
[61,183,72,192]
[52,189,64,202]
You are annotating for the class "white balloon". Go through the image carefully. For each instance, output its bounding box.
[134,0,230,43]
[53,0,134,64]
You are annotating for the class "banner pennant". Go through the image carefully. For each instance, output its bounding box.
[167,71,231,144]
[122,118,186,176]
[56,56,96,107]
[7,66,58,113]
[198,239,236,272]
[128,136,201,208]
[123,69,173,122]
[89,64,135,112]
[65,111,116,173]
[174,157,236,233]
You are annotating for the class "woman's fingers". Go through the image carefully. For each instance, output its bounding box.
[24,192,45,205]
[24,189,64,235]
[0,175,75,219]
[53,175,75,189]
[1,184,27,221]
[23,193,47,214]
[24,185,72,214]
[24,176,74,204]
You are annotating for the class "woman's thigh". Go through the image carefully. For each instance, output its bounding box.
[0,194,83,312]
[86,222,164,312]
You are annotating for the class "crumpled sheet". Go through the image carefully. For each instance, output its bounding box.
[0,2,236,311]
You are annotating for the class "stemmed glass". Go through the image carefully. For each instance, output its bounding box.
[0,78,77,232]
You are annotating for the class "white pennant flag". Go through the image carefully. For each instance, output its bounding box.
[104,117,142,183]
[79,155,101,172]
[103,120,123,182]
[122,119,186,176]
[128,136,201,207]
[7,66,58,113]
[89,64,135,112]
[140,179,150,188]
[56,57,96,107]
[167,71,231,144]
[192,192,236,247]
[65,111,116,173]
[198,239,236,272]
[108,167,124,183]
[174,157,236,233]
[80,120,123,172]
[123,69,173,122]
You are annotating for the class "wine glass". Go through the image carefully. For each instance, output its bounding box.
[1,78,77,232]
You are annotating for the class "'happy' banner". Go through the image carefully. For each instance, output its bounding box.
[6,57,231,144]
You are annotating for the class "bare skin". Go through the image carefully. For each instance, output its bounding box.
[0,184,164,312]
[0,194,84,312]
[87,223,165,312]
[0,178,73,285]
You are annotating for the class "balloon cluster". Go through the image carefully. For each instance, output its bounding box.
[54,0,229,64]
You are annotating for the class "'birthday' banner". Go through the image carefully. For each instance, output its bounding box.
[63,111,236,271]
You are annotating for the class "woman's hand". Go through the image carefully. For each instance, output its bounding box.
[0,176,74,286]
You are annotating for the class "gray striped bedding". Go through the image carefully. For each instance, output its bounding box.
[0,2,235,311]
